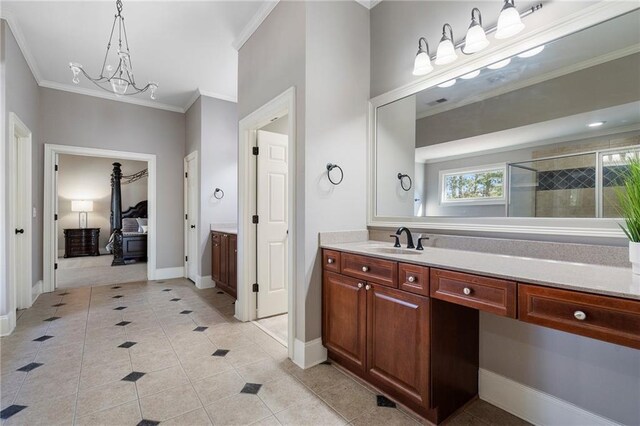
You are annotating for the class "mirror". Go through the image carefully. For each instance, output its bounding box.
[375,10,640,219]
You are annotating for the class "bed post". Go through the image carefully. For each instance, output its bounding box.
[111,162,125,266]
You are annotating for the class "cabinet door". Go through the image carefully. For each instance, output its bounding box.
[220,234,229,285]
[367,284,430,410]
[323,271,367,373]
[228,235,238,297]
[211,233,222,282]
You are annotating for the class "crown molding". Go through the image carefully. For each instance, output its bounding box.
[198,89,237,104]
[39,80,185,113]
[232,0,279,51]
[355,0,382,10]
[1,11,42,83]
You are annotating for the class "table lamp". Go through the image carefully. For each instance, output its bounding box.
[71,200,93,228]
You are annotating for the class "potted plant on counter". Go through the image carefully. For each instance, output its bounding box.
[618,157,640,274]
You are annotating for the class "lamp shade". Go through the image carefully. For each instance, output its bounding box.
[495,1,524,40]
[71,200,93,212]
[413,51,433,76]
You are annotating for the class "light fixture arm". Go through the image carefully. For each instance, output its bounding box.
[417,37,430,56]
[471,7,482,27]
[441,23,454,43]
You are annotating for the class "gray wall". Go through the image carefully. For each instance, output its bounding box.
[370,2,639,423]
[39,88,186,270]
[2,20,40,316]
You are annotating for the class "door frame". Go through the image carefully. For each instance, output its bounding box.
[238,87,296,359]
[7,113,33,330]
[43,144,157,292]
[183,151,199,283]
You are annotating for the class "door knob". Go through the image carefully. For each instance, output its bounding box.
[190,225,196,229]
[15,229,24,234]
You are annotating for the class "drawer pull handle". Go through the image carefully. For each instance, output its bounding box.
[357,282,363,289]
[407,276,416,283]
[327,258,334,264]
[463,287,472,295]
[362,266,369,272]
[574,311,587,321]
[365,284,371,291]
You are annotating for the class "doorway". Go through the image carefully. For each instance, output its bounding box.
[238,88,296,358]
[184,151,199,283]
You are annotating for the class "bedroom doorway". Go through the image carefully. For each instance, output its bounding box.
[184,151,199,283]
[43,145,157,293]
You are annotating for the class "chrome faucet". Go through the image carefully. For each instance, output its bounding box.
[395,227,415,249]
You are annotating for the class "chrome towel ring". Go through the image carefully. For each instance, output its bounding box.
[398,173,412,191]
[327,163,344,185]
[213,188,224,199]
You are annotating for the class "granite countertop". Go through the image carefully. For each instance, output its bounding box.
[320,240,640,301]
[210,225,238,234]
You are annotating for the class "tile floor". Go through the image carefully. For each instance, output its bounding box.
[254,314,288,347]
[0,278,529,425]
[56,255,147,288]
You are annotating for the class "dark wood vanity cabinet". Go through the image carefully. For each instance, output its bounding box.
[211,231,237,298]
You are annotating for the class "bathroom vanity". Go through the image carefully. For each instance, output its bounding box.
[321,242,640,424]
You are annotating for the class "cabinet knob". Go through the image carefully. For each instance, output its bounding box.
[362,266,369,272]
[463,287,472,295]
[407,276,415,283]
[365,284,371,291]
[327,258,334,264]
[357,283,363,289]
[573,310,586,321]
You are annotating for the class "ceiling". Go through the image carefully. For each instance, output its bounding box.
[1,0,274,112]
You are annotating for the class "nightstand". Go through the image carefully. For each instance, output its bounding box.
[64,228,100,258]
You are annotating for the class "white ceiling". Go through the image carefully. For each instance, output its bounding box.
[1,0,274,112]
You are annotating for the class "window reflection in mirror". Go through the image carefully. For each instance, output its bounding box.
[375,10,640,219]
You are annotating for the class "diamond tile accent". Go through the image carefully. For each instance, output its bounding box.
[113,295,124,299]
[17,362,43,372]
[193,326,208,332]
[537,167,595,191]
[0,405,27,420]
[43,316,60,322]
[170,298,181,302]
[155,281,165,284]
[52,303,66,307]
[58,292,70,296]
[240,383,262,394]
[376,395,396,408]
[320,360,332,365]
[115,321,131,326]
[212,349,229,357]
[122,371,146,382]
[113,306,127,311]
[111,286,121,289]
[118,341,137,348]
[137,420,160,426]
[180,310,193,314]
[162,289,172,292]
[216,291,224,294]
[33,335,54,342]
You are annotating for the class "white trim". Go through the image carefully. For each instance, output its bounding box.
[292,338,328,370]
[0,311,17,337]
[238,87,296,362]
[232,1,280,51]
[354,0,382,10]
[0,11,42,83]
[32,280,43,304]
[184,151,199,283]
[8,113,33,313]
[155,267,185,280]
[368,2,638,239]
[195,275,215,290]
[198,90,236,104]
[479,369,619,426]
[44,144,158,292]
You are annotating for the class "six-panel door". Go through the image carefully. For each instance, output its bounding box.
[366,284,430,409]
[322,271,367,373]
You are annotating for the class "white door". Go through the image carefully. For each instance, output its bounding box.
[185,154,198,283]
[256,130,289,318]
[54,154,59,288]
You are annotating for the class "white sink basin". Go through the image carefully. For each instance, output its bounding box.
[371,247,423,256]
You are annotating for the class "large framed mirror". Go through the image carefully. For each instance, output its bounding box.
[370,6,640,238]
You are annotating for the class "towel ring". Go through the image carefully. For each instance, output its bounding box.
[326,163,344,185]
[213,188,224,200]
[398,173,412,191]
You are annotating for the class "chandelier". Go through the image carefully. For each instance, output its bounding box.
[69,0,158,99]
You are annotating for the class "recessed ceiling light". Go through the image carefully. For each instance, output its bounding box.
[487,58,511,69]
[587,121,606,128]
[517,45,545,58]
[437,79,457,88]
[460,70,481,79]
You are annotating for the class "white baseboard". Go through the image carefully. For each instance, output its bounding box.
[293,338,327,369]
[0,310,16,336]
[479,369,618,426]
[195,275,215,289]
[155,267,185,280]
[32,280,43,304]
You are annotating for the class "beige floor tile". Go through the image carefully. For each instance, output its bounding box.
[74,400,142,426]
[135,365,190,397]
[250,416,281,426]
[15,373,79,406]
[162,408,213,426]
[465,400,531,426]
[350,407,419,426]
[79,358,132,390]
[257,375,316,413]
[445,412,491,426]
[139,383,202,421]
[224,344,271,368]
[192,370,246,406]
[236,359,291,385]
[289,363,352,393]
[275,399,346,426]
[318,379,377,422]
[131,348,180,373]
[205,393,272,426]
[180,354,233,381]
[5,393,76,426]
[76,379,137,417]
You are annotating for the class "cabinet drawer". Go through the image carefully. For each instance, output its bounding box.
[323,250,341,273]
[341,253,397,288]
[399,263,429,296]
[430,269,516,318]
[519,284,640,349]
